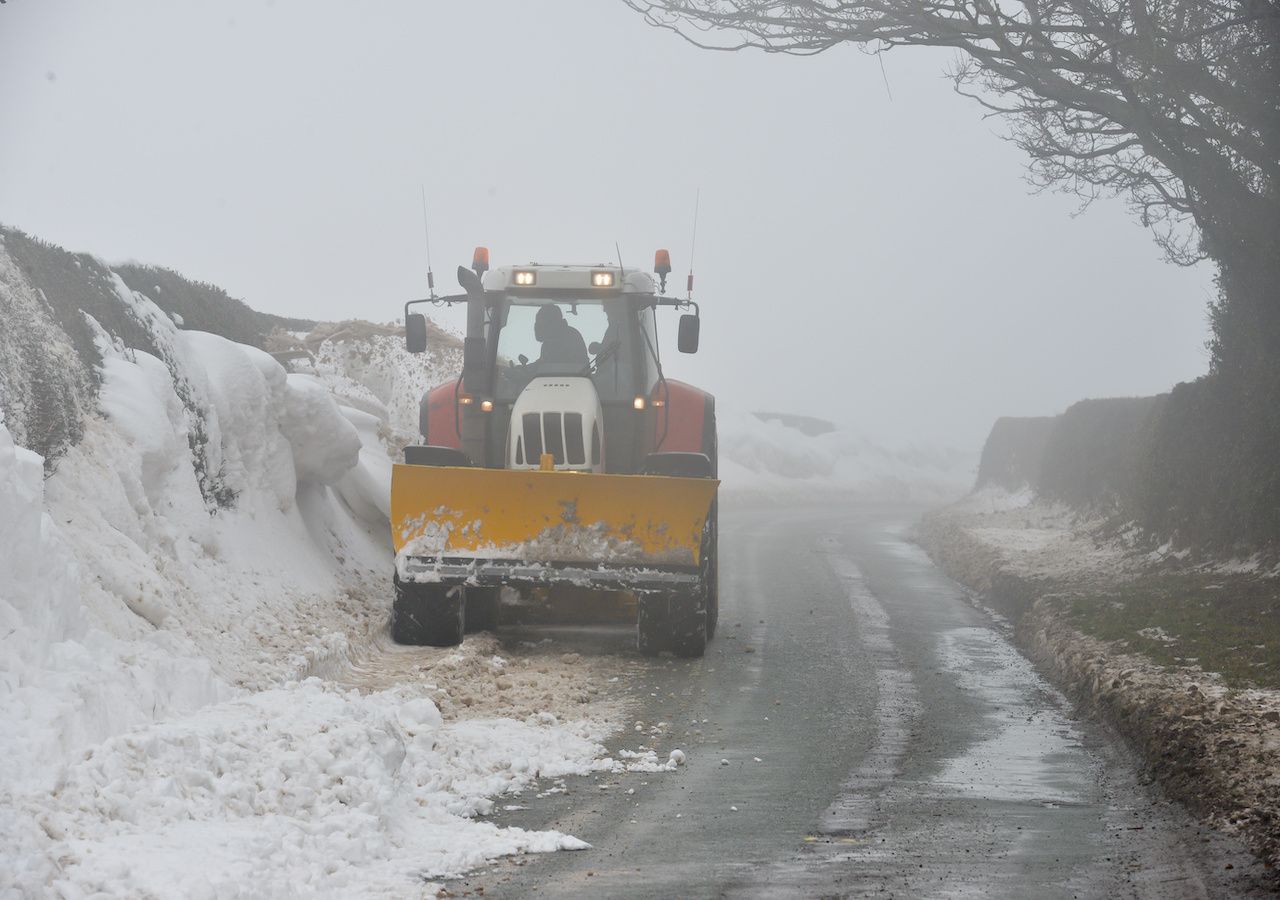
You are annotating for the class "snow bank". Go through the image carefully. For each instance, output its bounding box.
[0,280,635,896]
[335,404,394,525]
[0,415,233,891]
[280,373,363,485]
[0,407,230,783]
[717,407,976,501]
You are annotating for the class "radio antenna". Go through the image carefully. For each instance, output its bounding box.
[615,241,625,274]
[686,187,700,300]
[420,185,436,299]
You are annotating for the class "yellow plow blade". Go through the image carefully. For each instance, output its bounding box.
[390,465,718,568]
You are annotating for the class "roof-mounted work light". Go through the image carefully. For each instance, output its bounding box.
[591,270,615,288]
[513,270,536,286]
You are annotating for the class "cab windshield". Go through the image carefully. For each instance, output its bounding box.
[492,297,654,404]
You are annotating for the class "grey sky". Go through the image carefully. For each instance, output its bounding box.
[0,0,1214,448]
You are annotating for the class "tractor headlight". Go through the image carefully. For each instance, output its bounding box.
[514,270,536,286]
[591,271,615,288]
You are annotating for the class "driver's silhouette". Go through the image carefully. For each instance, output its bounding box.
[534,304,588,368]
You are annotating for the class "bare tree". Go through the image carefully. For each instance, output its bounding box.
[624,0,1279,379]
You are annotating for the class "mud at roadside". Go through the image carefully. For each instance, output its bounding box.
[306,617,637,728]
[917,500,1280,876]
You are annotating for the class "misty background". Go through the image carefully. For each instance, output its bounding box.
[0,0,1214,449]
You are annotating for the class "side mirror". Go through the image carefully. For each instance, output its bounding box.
[678,314,700,354]
[457,265,483,296]
[406,313,428,354]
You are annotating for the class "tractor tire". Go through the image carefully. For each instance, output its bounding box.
[465,587,500,633]
[637,596,671,656]
[392,575,464,647]
[637,592,707,658]
[703,501,719,640]
[669,606,708,658]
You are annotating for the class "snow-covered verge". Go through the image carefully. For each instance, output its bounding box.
[0,262,658,897]
[917,486,1140,592]
[716,408,976,502]
[917,489,1280,870]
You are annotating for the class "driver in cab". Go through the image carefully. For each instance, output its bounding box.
[533,304,588,370]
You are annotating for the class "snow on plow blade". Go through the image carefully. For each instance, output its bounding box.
[390,465,718,592]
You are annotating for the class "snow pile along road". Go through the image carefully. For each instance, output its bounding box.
[0,268,636,897]
[17,679,603,896]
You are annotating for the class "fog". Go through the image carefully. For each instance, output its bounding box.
[0,0,1214,448]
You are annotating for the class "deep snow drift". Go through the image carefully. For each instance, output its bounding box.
[716,408,975,501]
[0,269,663,898]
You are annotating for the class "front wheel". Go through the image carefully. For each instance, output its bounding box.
[703,500,719,640]
[637,592,707,658]
[465,587,500,633]
[392,575,464,646]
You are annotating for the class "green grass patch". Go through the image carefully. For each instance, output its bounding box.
[1061,573,1280,689]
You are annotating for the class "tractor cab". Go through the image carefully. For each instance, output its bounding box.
[484,265,666,474]
[406,251,704,475]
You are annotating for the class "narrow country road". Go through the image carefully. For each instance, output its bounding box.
[453,497,1271,899]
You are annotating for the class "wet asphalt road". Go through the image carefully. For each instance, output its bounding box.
[457,497,1274,899]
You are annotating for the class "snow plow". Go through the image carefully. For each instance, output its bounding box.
[391,248,719,656]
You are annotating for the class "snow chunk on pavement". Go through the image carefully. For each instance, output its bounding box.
[397,696,444,732]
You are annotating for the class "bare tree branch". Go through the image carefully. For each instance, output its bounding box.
[623,0,1280,267]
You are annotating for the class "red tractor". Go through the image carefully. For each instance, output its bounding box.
[390,248,719,656]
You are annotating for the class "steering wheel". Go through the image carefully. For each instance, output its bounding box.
[498,355,533,391]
